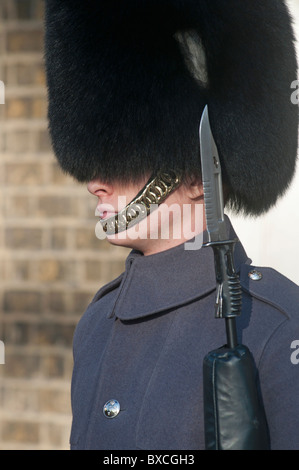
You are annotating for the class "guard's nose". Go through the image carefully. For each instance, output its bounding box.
[87,179,114,197]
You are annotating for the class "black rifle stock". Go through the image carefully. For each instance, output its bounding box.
[202,239,270,450]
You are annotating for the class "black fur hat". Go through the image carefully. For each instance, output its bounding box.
[44,0,298,215]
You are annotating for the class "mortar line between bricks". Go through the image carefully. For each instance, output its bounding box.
[3,345,74,355]
[1,20,44,30]
[0,410,72,425]
[0,376,73,389]
[4,86,47,97]
[1,118,48,129]
[2,154,54,162]
[0,53,44,63]
[1,312,83,322]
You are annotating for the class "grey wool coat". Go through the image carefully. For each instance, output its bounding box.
[70,219,299,450]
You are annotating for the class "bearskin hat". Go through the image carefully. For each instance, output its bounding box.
[44,0,298,215]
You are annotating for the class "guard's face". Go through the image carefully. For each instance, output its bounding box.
[87,177,149,222]
[87,176,205,255]
[87,175,153,249]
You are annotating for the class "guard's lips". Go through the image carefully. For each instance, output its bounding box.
[96,204,118,220]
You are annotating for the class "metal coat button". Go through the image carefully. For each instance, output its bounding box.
[248,270,263,281]
[103,400,120,419]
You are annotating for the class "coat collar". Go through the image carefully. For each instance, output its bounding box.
[109,216,250,320]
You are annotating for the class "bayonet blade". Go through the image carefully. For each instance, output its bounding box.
[199,106,227,242]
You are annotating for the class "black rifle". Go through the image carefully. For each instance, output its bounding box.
[200,106,270,450]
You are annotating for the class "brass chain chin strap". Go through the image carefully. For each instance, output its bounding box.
[100,170,183,235]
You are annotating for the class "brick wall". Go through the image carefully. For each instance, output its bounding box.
[0,0,128,450]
